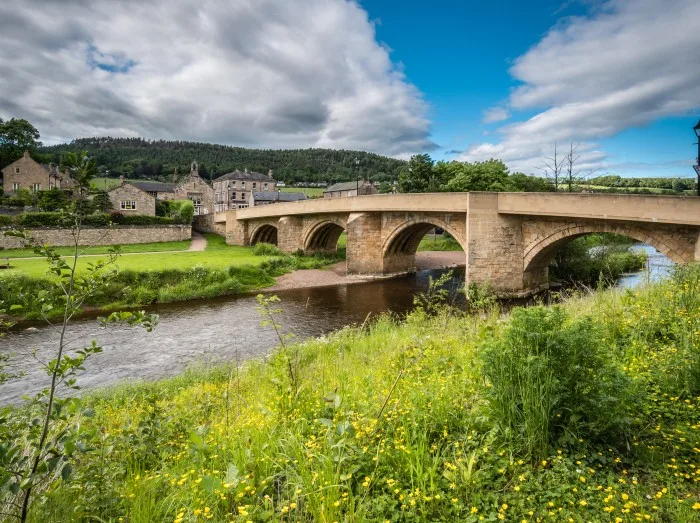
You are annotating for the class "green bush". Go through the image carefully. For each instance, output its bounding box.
[120,215,175,225]
[252,242,282,256]
[0,215,14,227]
[37,189,70,211]
[17,212,67,227]
[482,305,633,459]
[156,200,194,224]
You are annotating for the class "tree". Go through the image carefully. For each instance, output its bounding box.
[541,142,565,191]
[563,143,599,192]
[37,188,69,211]
[0,118,42,169]
[398,154,438,193]
[443,159,510,192]
[378,181,393,194]
[507,172,553,192]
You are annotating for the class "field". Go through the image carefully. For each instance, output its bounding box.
[5,264,699,522]
[280,187,325,197]
[90,177,145,190]
[0,234,262,278]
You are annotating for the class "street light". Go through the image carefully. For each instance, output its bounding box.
[694,119,700,196]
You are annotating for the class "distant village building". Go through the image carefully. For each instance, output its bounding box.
[129,180,177,201]
[212,169,276,211]
[323,180,377,199]
[249,190,306,207]
[1,151,76,194]
[174,161,215,215]
[108,182,157,216]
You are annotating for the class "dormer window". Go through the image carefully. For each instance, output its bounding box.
[15,167,20,174]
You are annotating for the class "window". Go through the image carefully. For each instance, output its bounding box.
[241,182,246,189]
[252,182,257,189]
[264,183,268,190]
[12,183,20,191]
[232,192,236,200]
[15,167,20,174]
[31,183,41,192]
[120,200,137,210]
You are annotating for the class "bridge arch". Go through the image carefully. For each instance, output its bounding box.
[523,223,688,273]
[382,217,466,274]
[250,223,278,246]
[304,219,346,254]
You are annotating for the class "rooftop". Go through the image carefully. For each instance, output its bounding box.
[130,181,176,193]
[214,169,273,183]
[325,180,372,192]
[253,191,307,202]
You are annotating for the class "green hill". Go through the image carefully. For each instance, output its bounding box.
[40,137,405,185]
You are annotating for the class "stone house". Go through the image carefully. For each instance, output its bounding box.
[249,190,306,207]
[323,180,377,199]
[130,180,177,200]
[174,161,215,215]
[1,150,76,194]
[108,182,156,216]
[212,169,276,211]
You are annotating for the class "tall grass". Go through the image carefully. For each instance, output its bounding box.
[5,264,699,522]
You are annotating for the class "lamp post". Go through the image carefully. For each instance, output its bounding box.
[693,119,700,196]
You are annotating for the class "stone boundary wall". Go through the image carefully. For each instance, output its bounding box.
[0,225,191,249]
[193,214,225,235]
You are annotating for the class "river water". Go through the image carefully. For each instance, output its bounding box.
[0,244,673,405]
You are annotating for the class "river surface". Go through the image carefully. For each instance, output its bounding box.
[0,244,673,405]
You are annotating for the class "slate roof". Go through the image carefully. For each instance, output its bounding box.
[253,191,307,202]
[130,181,176,193]
[214,170,273,182]
[324,180,371,192]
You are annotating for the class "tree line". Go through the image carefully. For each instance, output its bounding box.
[38,137,406,184]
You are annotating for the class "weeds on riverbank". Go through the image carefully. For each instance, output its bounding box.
[3,264,696,522]
[0,251,343,319]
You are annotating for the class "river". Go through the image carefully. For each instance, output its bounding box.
[0,244,673,405]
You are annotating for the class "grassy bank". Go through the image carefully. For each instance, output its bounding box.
[0,236,342,318]
[1,239,194,258]
[5,265,699,522]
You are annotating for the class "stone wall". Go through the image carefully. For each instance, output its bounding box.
[0,225,191,249]
[193,213,226,235]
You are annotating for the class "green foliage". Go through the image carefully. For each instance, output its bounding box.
[7,188,38,207]
[0,118,42,169]
[443,159,511,192]
[377,180,393,193]
[482,306,633,460]
[398,154,440,193]
[37,188,70,211]
[155,199,194,224]
[0,215,13,227]
[252,242,283,256]
[40,137,406,184]
[17,212,69,227]
[92,191,111,212]
[550,234,648,286]
[589,174,698,192]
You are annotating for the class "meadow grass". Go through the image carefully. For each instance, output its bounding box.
[0,239,193,258]
[280,187,325,197]
[8,264,699,522]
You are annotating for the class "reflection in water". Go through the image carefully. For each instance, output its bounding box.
[0,269,462,404]
[0,244,673,405]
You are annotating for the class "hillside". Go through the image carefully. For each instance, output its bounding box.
[39,137,406,185]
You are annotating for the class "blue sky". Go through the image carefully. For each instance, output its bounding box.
[360,0,700,177]
[1,0,699,177]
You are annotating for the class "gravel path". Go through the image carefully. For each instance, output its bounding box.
[268,251,465,291]
[188,231,207,251]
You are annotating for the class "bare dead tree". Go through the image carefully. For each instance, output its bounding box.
[540,142,566,192]
[564,142,600,192]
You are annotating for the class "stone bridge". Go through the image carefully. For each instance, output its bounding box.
[214,192,700,296]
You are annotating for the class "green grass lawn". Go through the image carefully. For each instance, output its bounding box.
[1,239,193,258]
[90,177,147,190]
[280,186,325,197]
[0,233,261,278]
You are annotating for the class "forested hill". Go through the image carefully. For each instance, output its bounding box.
[39,137,406,184]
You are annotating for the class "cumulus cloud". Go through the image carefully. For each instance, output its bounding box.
[482,106,510,124]
[0,0,435,156]
[462,0,700,173]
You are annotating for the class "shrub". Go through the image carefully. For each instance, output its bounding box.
[0,215,14,227]
[92,191,112,213]
[482,305,632,459]
[17,212,67,227]
[37,188,70,211]
[252,242,282,256]
[120,215,175,225]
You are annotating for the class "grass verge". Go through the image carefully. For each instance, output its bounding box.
[6,265,699,522]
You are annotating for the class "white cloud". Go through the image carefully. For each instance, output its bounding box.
[482,106,510,123]
[462,0,700,173]
[0,0,435,157]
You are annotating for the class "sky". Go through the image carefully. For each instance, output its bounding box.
[1,0,699,178]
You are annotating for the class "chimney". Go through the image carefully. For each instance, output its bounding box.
[23,150,30,158]
[268,169,273,178]
[244,168,248,174]
[119,175,124,185]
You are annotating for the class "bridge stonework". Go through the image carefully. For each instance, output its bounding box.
[221,193,700,297]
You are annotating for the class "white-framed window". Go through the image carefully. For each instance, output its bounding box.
[31,183,41,192]
[12,183,20,191]
[15,167,20,174]
[120,200,137,210]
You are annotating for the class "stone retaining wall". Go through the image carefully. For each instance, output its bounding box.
[193,214,225,235]
[0,225,191,249]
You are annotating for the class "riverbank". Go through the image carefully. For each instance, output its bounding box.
[268,251,465,291]
[5,264,698,522]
